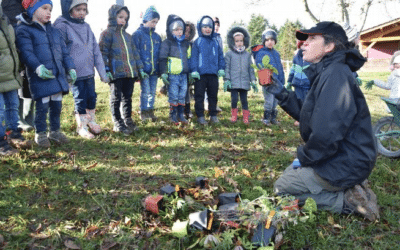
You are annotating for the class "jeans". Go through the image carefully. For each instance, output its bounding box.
[140,75,158,111]
[109,78,134,122]
[194,74,219,117]
[0,90,19,137]
[168,74,188,105]
[35,98,62,133]
[262,85,278,111]
[71,77,97,114]
[231,89,248,110]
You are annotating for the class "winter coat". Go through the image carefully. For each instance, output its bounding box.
[224,26,256,91]
[275,49,376,188]
[1,0,24,27]
[252,45,285,85]
[99,5,143,80]
[0,9,22,92]
[374,70,400,99]
[190,15,225,76]
[15,13,75,100]
[159,15,190,75]
[132,24,161,75]
[54,0,107,81]
[287,49,310,90]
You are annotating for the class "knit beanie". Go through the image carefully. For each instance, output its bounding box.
[390,51,400,65]
[341,22,359,43]
[142,6,159,23]
[69,0,88,11]
[22,0,53,18]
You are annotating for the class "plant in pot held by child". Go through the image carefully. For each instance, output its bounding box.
[252,55,278,86]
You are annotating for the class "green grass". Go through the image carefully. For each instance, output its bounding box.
[0,72,399,249]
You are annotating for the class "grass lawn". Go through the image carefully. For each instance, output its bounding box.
[0,71,399,249]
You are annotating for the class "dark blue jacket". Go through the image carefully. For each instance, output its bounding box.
[190,15,225,76]
[15,13,75,100]
[287,49,310,89]
[132,24,161,75]
[252,45,285,85]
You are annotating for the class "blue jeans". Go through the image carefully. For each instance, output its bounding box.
[72,77,97,114]
[262,86,278,111]
[35,98,62,133]
[168,74,188,105]
[0,90,19,137]
[140,75,158,111]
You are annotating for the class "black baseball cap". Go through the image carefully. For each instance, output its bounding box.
[296,21,348,44]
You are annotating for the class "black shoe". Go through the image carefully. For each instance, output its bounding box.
[7,129,33,149]
[113,122,132,136]
[125,118,138,132]
[0,139,19,156]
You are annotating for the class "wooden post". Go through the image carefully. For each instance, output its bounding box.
[116,0,124,5]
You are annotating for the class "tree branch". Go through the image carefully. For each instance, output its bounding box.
[359,0,374,31]
[339,0,350,23]
[302,0,320,23]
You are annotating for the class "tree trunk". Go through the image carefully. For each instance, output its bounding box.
[302,0,320,23]
[359,0,374,31]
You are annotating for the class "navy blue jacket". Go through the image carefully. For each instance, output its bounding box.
[252,45,285,85]
[15,13,75,100]
[190,16,225,76]
[287,49,310,89]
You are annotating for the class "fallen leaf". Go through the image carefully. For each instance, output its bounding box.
[327,215,335,225]
[214,167,224,178]
[125,217,131,226]
[242,169,251,178]
[64,239,81,249]
[87,162,98,170]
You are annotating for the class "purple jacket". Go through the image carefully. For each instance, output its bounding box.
[54,16,107,81]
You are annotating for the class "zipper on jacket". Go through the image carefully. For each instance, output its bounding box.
[121,28,134,77]
[150,30,155,75]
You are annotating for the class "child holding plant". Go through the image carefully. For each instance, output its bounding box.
[252,29,285,126]
[224,26,257,124]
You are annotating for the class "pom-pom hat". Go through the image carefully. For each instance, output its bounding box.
[22,0,53,18]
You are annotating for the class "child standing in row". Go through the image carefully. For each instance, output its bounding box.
[99,4,143,135]
[54,0,109,139]
[224,26,257,124]
[252,29,285,126]
[159,14,190,124]
[184,21,196,119]
[133,6,161,122]
[16,0,76,148]
[191,16,225,125]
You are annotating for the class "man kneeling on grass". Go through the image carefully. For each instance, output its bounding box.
[266,22,379,221]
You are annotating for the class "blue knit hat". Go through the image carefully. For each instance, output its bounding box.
[142,6,159,23]
[22,0,53,18]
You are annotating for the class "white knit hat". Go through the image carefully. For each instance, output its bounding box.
[69,0,88,11]
[341,22,359,43]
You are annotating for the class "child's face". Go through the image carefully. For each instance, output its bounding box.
[32,4,52,25]
[264,38,275,49]
[185,25,191,39]
[116,10,128,26]
[214,23,220,33]
[70,3,87,20]
[172,27,183,38]
[234,35,244,47]
[144,18,159,28]
[393,63,400,70]
[201,26,212,36]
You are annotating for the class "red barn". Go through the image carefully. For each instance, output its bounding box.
[360,18,400,72]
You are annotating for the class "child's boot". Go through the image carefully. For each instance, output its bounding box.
[48,130,69,145]
[140,110,149,122]
[86,109,101,134]
[113,120,132,136]
[0,137,19,156]
[169,105,179,125]
[35,131,51,148]
[8,128,33,149]
[178,105,188,124]
[271,109,280,125]
[124,117,138,132]
[231,108,238,123]
[75,114,95,139]
[243,109,250,125]
[185,103,193,119]
[262,110,271,126]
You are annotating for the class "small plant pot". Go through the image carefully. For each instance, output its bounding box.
[258,69,273,86]
[217,193,241,206]
[188,209,214,230]
[160,184,176,196]
[145,195,164,214]
[251,223,276,247]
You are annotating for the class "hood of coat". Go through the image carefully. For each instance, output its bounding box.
[108,4,129,29]
[185,21,195,42]
[166,14,185,41]
[16,12,33,25]
[196,15,214,38]
[61,0,85,23]
[227,26,250,51]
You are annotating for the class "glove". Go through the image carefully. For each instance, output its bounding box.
[191,72,200,81]
[250,81,258,93]
[286,82,293,90]
[218,69,225,78]
[223,80,231,92]
[265,76,284,95]
[356,77,362,86]
[106,72,113,82]
[140,70,149,79]
[36,65,55,79]
[161,73,169,85]
[68,69,77,84]
[365,80,374,90]
[188,75,195,85]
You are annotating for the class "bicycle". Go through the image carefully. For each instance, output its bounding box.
[372,97,400,158]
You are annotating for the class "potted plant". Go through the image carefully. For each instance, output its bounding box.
[252,55,278,85]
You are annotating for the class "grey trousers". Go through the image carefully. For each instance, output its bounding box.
[274,165,345,213]
[262,86,278,111]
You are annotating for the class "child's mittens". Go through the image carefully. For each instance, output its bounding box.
[223,80,231,92]
[365,80,374,90]
[285,82,292,90]
[191,72,200,81]
[36,65,55,80]
[161,74,169,85]
[218,69,225,78]
[68,69,77,84]
[140,70,149,79]
[250,81,258,93]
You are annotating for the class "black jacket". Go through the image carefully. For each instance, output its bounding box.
[275,49,377,188]
[1,0,24,27]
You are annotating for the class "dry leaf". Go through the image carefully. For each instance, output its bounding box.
[327,215,335,225]
[64,239,81,249]
[242,169,251,178]
[87,162,98,170]
[214,167,224,178]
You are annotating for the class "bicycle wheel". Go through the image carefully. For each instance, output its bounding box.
[373,116,400,158]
